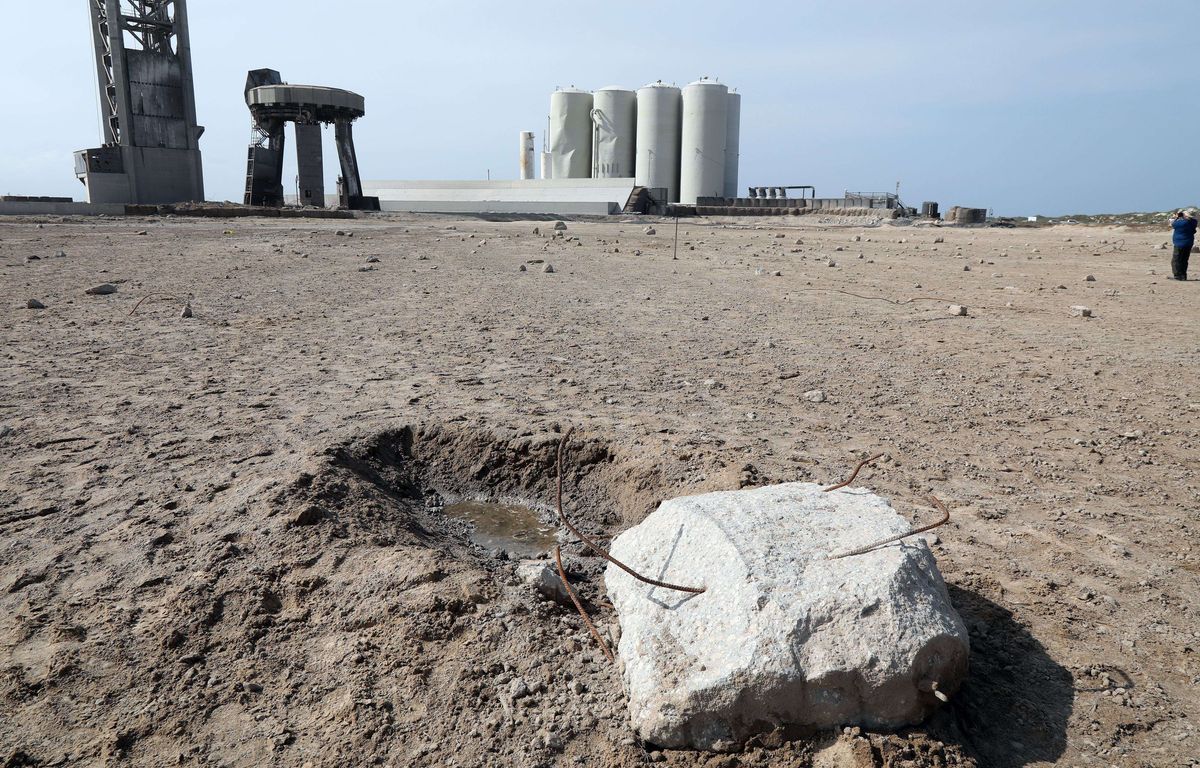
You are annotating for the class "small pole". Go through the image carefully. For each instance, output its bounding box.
[673,212,680,260]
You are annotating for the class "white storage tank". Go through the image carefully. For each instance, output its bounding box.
[591,87,637,178]
[723,90,741,199]
[549,88,594,179]
[519,131,535,180]
[680,78,729,205]
[635,81,683,203]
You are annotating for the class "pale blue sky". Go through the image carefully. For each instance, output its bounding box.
[1,1,1191,216]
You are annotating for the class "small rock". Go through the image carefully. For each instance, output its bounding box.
[86,283,118,295]
[509,678,530,699]
[644,227,656,235]
[366,256,380,263]
[803,389,827,403]
[26,299,46,309]
[517,560,571,605]
[934,237,944,244]
[553,221,567,231]
[1084,274,1096,282]
[54,250,67,258]
[826,260,836,267]
[1071,305,1093,318]
[963,265,971,271]
[543,264,555,274]
[948,305,968,316]
[532,227,540,235]
[519,264,528,272]
[335,230,346,236]
[180,303,193,319]
[357,265,374,272]
[25,255,41,263]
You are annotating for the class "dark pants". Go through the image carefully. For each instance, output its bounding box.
[1173,244,1192,280]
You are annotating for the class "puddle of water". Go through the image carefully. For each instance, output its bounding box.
[443,500,558,558]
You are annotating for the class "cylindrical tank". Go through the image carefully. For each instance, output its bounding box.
[519,131,535,180]
[549,88,593,179]
[540,151,553,180]
[591,87,637,178]
[680,78,729,205]
[635,81,682,203]
[723,90,741,199]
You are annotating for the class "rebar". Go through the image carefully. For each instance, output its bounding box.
[554,545,615,664]
[823,453,884,492]
[554,429,705,594]
[827,496,952,560]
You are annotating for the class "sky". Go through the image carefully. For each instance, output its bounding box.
[0,1,1193,217]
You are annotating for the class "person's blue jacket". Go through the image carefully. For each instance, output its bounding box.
[1173,216,1197,247]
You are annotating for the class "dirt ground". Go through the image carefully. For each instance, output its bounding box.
[1,212,1197,768]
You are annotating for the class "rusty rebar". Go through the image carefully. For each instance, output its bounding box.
[827,496,952,560]
[555,429,705,595]
[554,545,615,664]
[823,453,885,492]
[128,292,183,316]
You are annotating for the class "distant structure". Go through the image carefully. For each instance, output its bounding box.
[538,79,741,205]
[74,0,205,205]
[243,69,379,210]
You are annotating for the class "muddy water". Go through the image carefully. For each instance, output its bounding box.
[443,500,558,558]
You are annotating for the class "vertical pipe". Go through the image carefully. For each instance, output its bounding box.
[519,131,535,180]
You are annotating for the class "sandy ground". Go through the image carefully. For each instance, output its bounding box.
[1,212,1197,768]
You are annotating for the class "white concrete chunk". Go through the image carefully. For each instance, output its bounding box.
[605,482,969,751]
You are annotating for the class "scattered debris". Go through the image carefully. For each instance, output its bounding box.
[606,483,968,749]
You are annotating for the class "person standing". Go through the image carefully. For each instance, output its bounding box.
[1170,209,1197,280]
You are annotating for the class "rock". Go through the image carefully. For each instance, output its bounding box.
[553,221,567,231]
[55,250,66,258]
[180,303,193,319]
[934,237,944,244]
[1071,305,1093,318]
[962,265,971,271]
[509,678,530,700]
[606,482,969,750]
[948,305,968,316]
[25,299,46,309]
[826,260,836,267]
[86,283,118,295]
[366,256,380,263]
[532,227,540,235]
[1084,274,1096,282]
[644,227,656,235]
[803,389,827,403]
[517,560,571,605]
[543,264,555,274]
[357,265,374,272]
[519,264,528,272]
[25,255,41,263]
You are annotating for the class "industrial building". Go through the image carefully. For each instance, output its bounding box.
[74,0,205,205]
[365,79,742,215]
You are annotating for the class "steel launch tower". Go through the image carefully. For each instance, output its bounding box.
[74,0,205,204]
